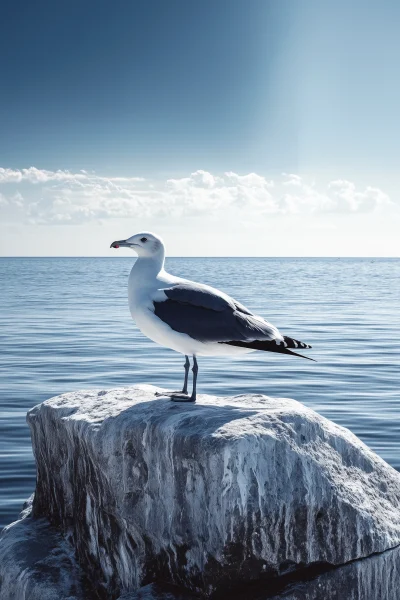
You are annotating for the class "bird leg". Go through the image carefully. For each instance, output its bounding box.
[182,355,190,394]
[170,355,197,402]
[155,355,192,399]
[190,355,198,401]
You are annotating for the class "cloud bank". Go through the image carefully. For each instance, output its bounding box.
[0,167,393,225]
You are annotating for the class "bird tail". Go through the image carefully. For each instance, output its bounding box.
[224,337,316,361]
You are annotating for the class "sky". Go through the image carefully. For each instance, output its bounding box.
[1,0,399,256]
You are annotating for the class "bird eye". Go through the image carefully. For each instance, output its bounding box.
[140,237,148,243]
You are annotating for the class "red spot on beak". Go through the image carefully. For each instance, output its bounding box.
[114,244,119,248]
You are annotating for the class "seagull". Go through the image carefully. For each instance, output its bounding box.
[111,232,314,402]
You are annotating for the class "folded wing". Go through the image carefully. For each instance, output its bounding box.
[152,282,282,344]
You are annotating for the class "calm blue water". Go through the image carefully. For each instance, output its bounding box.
[1,257,399,529]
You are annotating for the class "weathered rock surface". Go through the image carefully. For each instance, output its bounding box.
[4,384,400,599]
[2,508,400,600]
[0,498,84,600]
[0,500,189,600]
[118,543,400,600]
[269,543,400,600]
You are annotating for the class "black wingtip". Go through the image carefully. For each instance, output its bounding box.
[285,348,317,362]
[223,339,316,361]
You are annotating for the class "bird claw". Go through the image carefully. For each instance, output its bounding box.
[170,393,195,402]
[155,390,186,397]
[154,390,195,401]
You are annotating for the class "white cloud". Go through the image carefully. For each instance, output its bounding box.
[327,180,391,213]
[0,167,144,185]
[0,167,394,225]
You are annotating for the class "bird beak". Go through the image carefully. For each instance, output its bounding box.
[110,240,130,249]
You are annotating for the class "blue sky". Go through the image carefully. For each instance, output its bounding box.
[1,0,399,256]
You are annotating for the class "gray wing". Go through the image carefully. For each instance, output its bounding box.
[152,282,282,344]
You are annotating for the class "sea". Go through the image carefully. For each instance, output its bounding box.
[1,257,399,533]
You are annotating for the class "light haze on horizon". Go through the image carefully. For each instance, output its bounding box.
[1,0,399,257]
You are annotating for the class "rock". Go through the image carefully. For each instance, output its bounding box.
[116,544,400,600]
[2,511,400,600]
[268,543,400,600]
[0,497,84,600]
[118,583,197,600]
[11,385,400,597]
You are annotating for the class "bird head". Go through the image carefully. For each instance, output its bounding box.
[110,232,164,257]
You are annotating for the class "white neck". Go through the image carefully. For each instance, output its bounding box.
[130,253,165,284]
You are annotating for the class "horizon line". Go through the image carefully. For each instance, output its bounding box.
[1,256,399,259]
